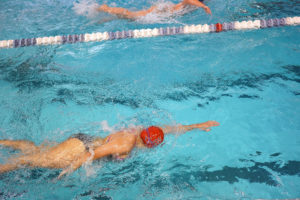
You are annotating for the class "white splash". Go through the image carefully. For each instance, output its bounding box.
[137,2,176,24]
[137,1,191,24]
[100,120,114,132]
[83,148,98,177]
[73,0,100,18]
[72,0,186,24]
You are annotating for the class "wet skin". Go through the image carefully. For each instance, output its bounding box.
[0,121,219,179]
[97,0,212,20]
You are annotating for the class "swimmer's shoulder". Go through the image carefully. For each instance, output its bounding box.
[122,125,144,135]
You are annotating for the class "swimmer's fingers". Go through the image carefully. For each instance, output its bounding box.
[57,170,67,180]
[204,6,212,15]
[199,127,211,132]
[207,121,220,127]
[197,121,219,132]
[57,168,72,180]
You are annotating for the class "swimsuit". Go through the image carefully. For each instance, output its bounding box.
[70,129,139,160]
[70,133,95,151]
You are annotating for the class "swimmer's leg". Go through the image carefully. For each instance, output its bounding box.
[0,155,25,174]
[0,140,39,153]
[0,163,20,174]
[97,4,156,19]
[0,153,44,174]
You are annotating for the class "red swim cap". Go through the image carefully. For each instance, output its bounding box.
[140,126,164,148]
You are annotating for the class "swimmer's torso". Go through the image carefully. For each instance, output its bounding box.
[19,128,145,169]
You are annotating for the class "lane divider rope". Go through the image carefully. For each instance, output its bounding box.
[0,16,299,49]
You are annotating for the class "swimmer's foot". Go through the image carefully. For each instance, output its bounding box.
[197,121,220,132]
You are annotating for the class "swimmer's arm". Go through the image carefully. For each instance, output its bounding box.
[57,152,92,179]
[58,138,136,179]
[161,121,220,134]
[185,0,212,15]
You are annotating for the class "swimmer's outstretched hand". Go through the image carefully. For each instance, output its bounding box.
[162,121,219,134]
[203,6,212,15]
[196,121,219,132]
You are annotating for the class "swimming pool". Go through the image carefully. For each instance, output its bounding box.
[0,0,300,199]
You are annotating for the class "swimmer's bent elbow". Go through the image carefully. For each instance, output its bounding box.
[111,139,135,155]
[93,138,135,160]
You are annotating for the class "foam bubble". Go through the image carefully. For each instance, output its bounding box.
[100,120,114,132]
[136,1,189,24]
[73,0,100,18]
[83,148,99,177]
[137,2,175,24]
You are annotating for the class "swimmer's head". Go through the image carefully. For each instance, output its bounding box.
[140,126,164,148]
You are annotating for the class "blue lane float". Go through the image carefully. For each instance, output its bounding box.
[0,16,299,49]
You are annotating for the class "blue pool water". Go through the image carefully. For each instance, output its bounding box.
[0,0,300,199]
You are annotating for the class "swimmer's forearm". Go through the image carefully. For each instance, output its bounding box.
[58,145,121,179]
[97,4,134,19]
[57,152,91,179]
[93,139,135,160]
[185,0,212,14]
[186,0,206,8]
[162,124,199,134]
[162,121,220,134]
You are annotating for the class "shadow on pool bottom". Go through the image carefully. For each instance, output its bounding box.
[0,154,300,199]
[170,160,300,187]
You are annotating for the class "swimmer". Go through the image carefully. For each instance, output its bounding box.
[97,0,212,20]
[0,120,219,179]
